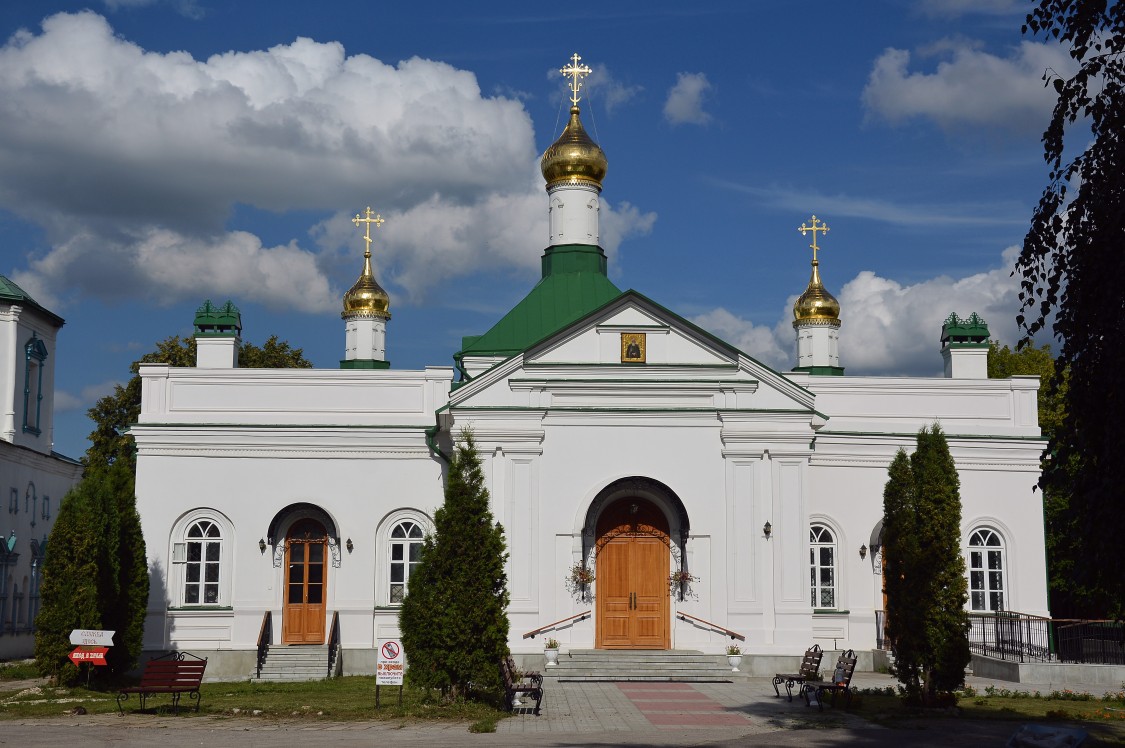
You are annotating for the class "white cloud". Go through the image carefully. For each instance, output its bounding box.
[663,72,713,126]
[917,0,1023,18]
[54,379,123,413]
[0,13,656,311]
[862,39,1073,133]
[588,65,643,115]
[692,246,1025,376]
[102,0,203,19]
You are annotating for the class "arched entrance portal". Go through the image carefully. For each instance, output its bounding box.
[595,498,670,649]
[283,518,328,644]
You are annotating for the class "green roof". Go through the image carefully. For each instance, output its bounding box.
[194,299,242,336]
[0,275,64,326]
[941,312,989,346]
[458,244,622,358]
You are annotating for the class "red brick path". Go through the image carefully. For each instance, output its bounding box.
[616,683,752,728]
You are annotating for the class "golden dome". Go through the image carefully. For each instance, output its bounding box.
[342,253,390,318]
[541,106,607,191]
[793,262,841,327]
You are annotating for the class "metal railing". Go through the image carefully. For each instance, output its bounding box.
[1056,619,1125,665]
[968,611,1053,663]
[327,611,341,678]
[675,612,745,641]
[256,610,272,678]
[522,611,591,640]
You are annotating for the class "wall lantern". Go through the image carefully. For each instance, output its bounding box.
[763,521,772,538]
[859,544,868,560]
[258,538,267,554]
[346,538,354,553]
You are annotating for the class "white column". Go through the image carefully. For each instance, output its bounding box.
[547,184,600,246]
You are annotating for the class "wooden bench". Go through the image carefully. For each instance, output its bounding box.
[500,657,543,715]
[772,644,823,702]
[117,651,207,715]
[802,649,857,711]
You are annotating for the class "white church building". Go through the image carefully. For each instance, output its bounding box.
[131,63,1047,679]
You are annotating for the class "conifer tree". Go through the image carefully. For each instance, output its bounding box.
[882,425,970,704]
[34,461,148,683]
[400,430,510,699]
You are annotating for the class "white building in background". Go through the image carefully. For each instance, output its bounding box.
[0,275,82,658]
[131,61,1047,679]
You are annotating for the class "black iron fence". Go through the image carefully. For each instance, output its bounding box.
[1055,619,1125,665]
[959,611,1125,665]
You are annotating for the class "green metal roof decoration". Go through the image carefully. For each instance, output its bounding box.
[940,312,989,347]
[193,299,242,337]
[0,274,65,327]
[457,244,622,359]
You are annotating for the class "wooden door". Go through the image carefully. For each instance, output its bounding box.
[283,519,327,644]
[595,499,670,649]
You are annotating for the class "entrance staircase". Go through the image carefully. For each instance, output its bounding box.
[542,649,738,682]
[251,645,338,682]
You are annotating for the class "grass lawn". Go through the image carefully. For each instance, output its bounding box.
[0,675,507,731]
[849,686,1125,743]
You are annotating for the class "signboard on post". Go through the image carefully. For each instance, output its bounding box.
[376,639,404,685]
[68,647,108,667]
[69,630,114,647]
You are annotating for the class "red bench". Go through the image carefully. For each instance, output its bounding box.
[117,651,207,714]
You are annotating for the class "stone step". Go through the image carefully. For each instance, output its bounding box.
[249,646,336,682]
[535,650,738,682]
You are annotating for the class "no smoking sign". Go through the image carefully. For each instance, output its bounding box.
[376,638,404,685]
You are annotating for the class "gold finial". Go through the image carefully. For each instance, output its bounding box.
[352,206,385,258]
[560,53,592,106]
[797,215,830,264]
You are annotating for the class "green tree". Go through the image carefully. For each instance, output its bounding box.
[399,431,510,699]
[85,334,312,471]
[881,425,970,704]
[1018,2,1125,617]
[34,460,146,683]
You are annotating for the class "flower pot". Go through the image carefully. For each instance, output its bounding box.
[545,648,559,667]
[727,654,742,672]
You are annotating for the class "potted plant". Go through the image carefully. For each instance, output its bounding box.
[668,569,699,601]
[564,562,595,603]
[544,637,560,667]
[726,643,743,672]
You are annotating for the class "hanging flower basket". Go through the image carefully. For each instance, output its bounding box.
[565,563,595,603]
[669,570,699,601]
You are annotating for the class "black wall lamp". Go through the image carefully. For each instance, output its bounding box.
[860,544,868,559]
[346,538,354,553]
[763,521,772,538]
[258,538,267,554]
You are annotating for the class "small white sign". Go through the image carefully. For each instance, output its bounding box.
[376,638,404,686]
[69,629,114,647]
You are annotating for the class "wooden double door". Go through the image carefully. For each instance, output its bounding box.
[595,498,670,649]
[283,519,327,644]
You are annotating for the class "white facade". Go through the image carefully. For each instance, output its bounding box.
[132,290,1047,677]
[0,279,82,658]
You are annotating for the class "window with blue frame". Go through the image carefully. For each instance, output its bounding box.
[22,335,47,436]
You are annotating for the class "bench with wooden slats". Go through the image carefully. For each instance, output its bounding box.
[117,651,207,715]
[772,643,823,701]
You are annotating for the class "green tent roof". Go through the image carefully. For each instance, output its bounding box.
[458,244,622,358]
[0,275,64,326]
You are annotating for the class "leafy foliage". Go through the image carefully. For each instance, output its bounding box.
[399,431,510,699]
[34,460,147,683]
[1018,2,1125,617]
[882,425,970,704]
[85,334,312,471]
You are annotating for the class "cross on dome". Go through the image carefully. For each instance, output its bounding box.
[560,53,592,106]
[798,215,830,264]
[353,206,385,258]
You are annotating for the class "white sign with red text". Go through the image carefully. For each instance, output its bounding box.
[376,639,404,685]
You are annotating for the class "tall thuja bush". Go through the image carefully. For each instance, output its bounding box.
[34,461,148,683]
[882,424,970,705]
[400,430,510,699]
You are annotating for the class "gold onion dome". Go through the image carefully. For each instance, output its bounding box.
[342,255,390,318]
[793,262,841,326]
[540,106,608,191]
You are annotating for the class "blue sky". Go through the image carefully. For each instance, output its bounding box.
[0,0,1066,459]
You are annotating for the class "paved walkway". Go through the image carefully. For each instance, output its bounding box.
[0,673,1119,746]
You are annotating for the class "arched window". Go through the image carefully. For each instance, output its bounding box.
[174,519,224,606]
[810,524,837,609]
[388,520,425,605]
[22,335,47,436]
[968,528,1006,612]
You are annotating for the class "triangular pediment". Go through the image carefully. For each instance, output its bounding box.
[447,291,814,414]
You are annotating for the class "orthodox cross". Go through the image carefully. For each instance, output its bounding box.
[560,53,592,106]
[352,206,385,258]
[798,215,830,263]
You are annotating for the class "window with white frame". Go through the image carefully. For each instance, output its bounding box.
[810,524,837,609]
[388,520,425,605]
[968,528,1006,612]
[22,336,47,436]
[177,519,223,605]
